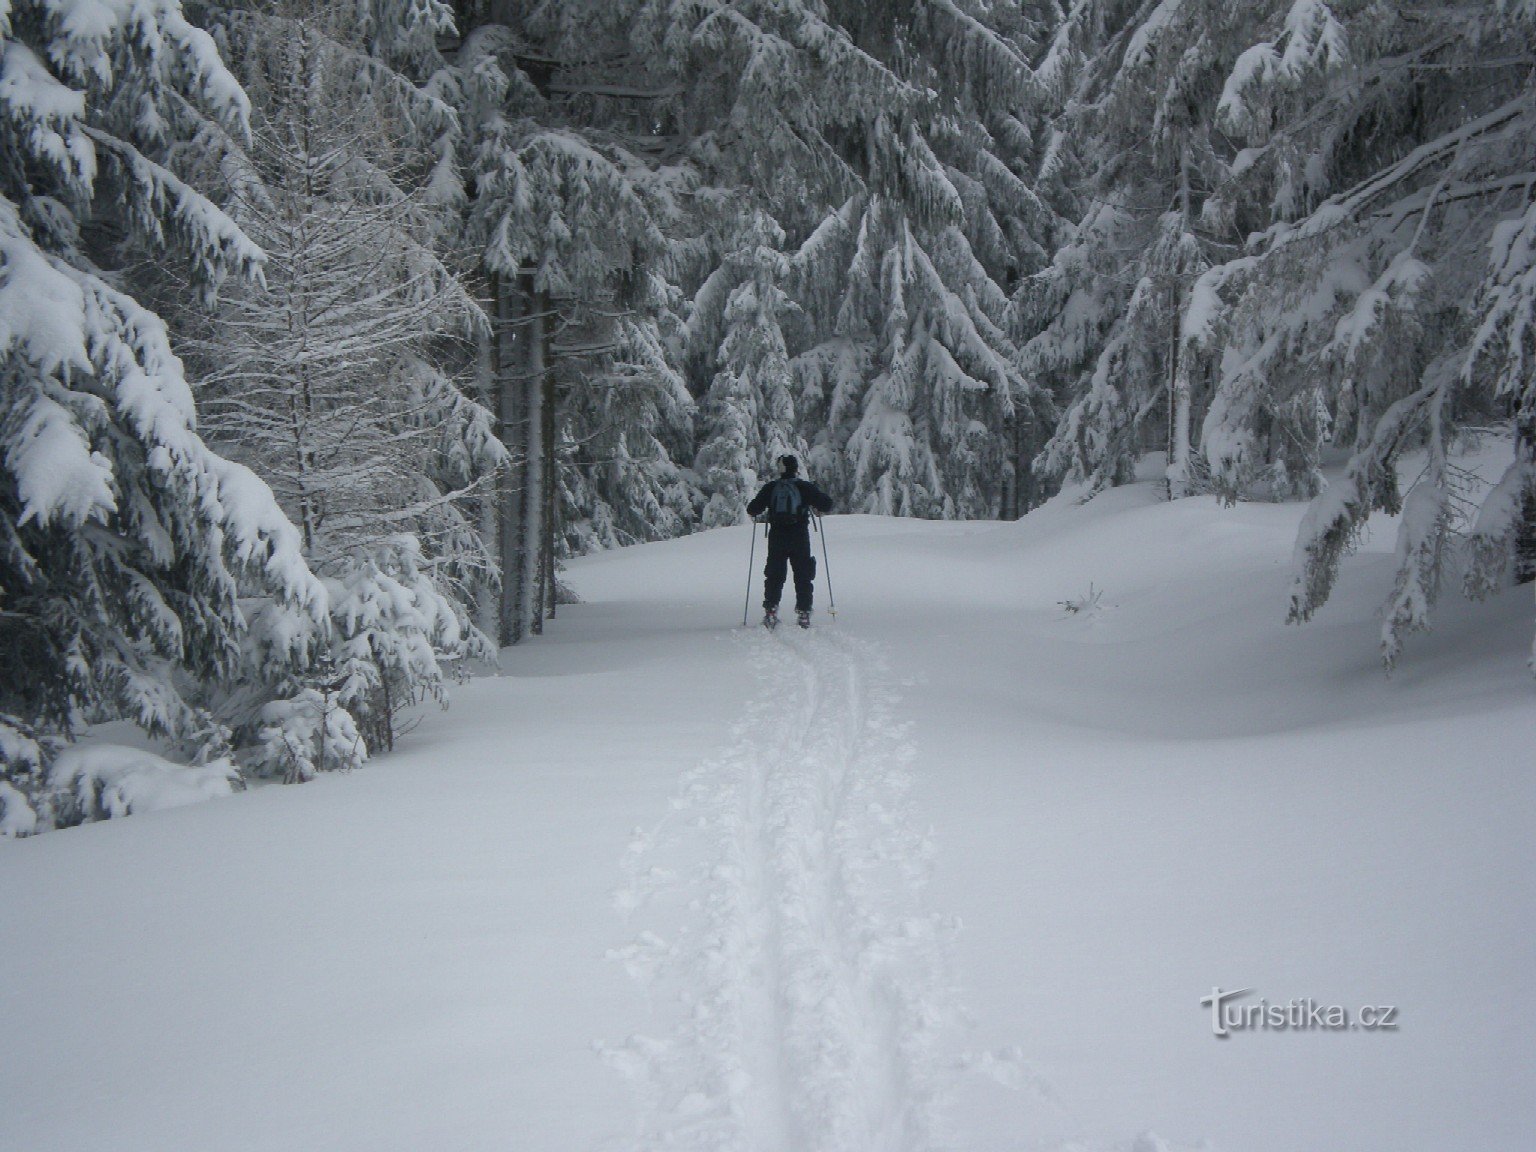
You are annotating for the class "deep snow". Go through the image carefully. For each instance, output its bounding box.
[2,475,1532,1152]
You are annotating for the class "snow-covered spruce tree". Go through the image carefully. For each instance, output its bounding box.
[518,2,700,554]
[837,4,1046,518]
[823,191,1035,518]
[1462,182,1536,671]
[1466,198,1536,606]
[555,312,698,552]
[1026,0,1271,500]
[1006,1,1132,499]
[637,0,897,510]
[0,2,327,831]
[452,9,696,644]
[691,209,801,528]
[648,0,1046,519]
[169,0,505,765]
[1173,1,1536,666]
[1019,1,1536,668]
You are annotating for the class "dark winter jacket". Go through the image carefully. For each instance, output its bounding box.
[747,477,833,535]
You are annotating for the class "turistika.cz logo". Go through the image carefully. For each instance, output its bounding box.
[1200,987,1399,1038]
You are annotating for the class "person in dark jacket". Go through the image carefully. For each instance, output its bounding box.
[746,455,833,627]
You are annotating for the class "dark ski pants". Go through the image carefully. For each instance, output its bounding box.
[763,525,816,613]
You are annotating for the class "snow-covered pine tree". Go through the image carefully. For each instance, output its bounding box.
[1174,1,1536,666]
[452,6,697,642]
[0,1,326,831]
[169,0,505,763]
[652,0,1044,519]
[525,3,700,554]
[925,3,1059,517]
[1466,198,1536,604]
[828,192,1031,518]
[691,209,801,528]
[837,4,1045,518]
[553,302,697,551]
[1027,0,1263,500]
[635,0,901,510]
[1017,1,1535,669]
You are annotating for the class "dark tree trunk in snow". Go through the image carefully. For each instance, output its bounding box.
[1167,147,1195,499]
[494,275,523,646]
[1516,409,1536,586]
[1002,411,1031,520]
[522,275,549,638]
[494,272,554,645]
[541,357,558,626]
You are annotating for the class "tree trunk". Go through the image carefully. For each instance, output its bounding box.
[492,272,559,644]
[495,273,526,646]
[1166,145,1195,499]
[519,274,547,638]
[999,411,1017,521]
[475,317,500,641]
[1016,410,1036,516]
[1168,341,1194,497]
[542,364,558,623]
[1515,407,1536,585]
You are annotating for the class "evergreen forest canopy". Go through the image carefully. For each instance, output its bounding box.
[2,0,1533,832]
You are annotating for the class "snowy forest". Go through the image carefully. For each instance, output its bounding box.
[2,0,1534,836]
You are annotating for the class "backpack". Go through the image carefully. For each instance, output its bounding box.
[767,477,805,526]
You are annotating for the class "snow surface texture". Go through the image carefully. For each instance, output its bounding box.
[602,630,952,1151]
[1,477,1533,1152]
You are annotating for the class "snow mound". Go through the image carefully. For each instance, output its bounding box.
[48,745,239,824]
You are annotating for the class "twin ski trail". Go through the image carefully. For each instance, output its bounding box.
[606,628,951,1152]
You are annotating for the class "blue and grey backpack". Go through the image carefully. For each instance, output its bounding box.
[767,478,805,526]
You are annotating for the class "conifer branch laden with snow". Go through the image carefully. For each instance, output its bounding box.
[0,0,328,832]
[1023,0,1536,668]
[695,209,799,529]
[172,0,504,763]
[655,0,1047,520]
[454,5,699,639]
[1254,5,1536,664]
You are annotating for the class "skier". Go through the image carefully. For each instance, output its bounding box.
[746,455,833,628]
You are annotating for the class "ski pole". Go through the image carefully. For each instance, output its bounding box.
[742,518,759,627]
[814,512,836,620]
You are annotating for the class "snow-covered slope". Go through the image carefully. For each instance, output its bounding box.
[1,480,1532,1152]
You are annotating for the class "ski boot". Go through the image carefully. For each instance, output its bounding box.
[762,607,780,630]
[796,609,811,629]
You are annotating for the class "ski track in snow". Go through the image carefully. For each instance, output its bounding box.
[604,626,954,1152]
